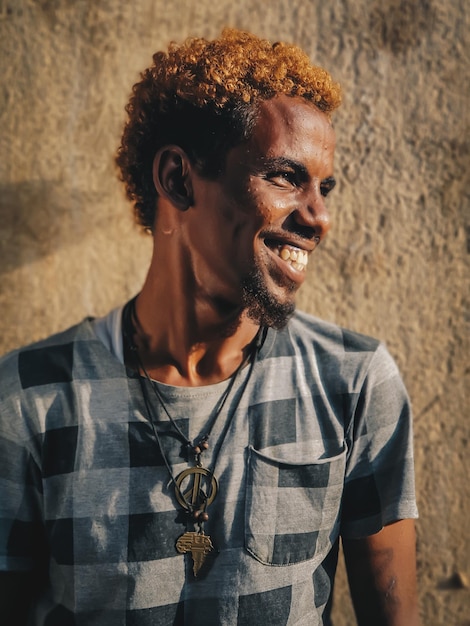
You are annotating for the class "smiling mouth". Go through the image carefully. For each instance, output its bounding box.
[265,240,309,272]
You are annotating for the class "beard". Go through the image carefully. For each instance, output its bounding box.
[241,265,296,330]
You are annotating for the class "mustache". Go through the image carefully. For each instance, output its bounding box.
[260,226,320,249]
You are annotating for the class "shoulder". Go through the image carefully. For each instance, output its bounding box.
[0,319,94,364]
[0,318,122,402]
[270,311,401,392]
[275,310,386,369]
[287,310,381,354]
[0,320,96,399]
[0,318,126,440]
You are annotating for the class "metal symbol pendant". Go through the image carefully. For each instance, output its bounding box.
[176,531,214,577]
[174,466,218,511]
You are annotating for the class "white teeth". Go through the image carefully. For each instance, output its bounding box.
[273,245,308,271]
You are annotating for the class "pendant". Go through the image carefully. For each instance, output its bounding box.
[176,530,214,577]
[174,467,218,576]
[174,466,218,511]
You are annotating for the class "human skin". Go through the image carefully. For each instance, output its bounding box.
[343,519,421,625]
[132,95,336,386]
[132,95,420,623]
[0,94,420,625]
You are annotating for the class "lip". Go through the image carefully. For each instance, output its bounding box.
[263,235,315,284]
[264,235,316,254]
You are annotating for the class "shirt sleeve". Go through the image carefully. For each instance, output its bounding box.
[340,342,418,539]
[0,350,45,572]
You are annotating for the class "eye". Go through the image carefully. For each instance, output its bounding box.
[265,170,298,187]
[320,176,336,197]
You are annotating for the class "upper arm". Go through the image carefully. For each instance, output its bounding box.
[0,571,34,624]
[342,519,420,626]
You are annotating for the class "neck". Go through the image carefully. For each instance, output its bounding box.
[128,267,260,387]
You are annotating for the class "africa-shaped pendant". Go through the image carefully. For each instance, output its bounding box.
[176,530,214,577]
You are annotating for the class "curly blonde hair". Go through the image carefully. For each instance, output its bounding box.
[116,28,341,229]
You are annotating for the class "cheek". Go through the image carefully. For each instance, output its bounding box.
[245,184,274,222]
[256,192,298,224]
[248,180,300,221]
[210,199,261,255]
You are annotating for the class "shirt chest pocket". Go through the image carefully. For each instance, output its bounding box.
[244,445,346,566]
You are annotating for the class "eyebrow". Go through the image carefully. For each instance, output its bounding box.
[257,156,310,182]
[321,176,336,191]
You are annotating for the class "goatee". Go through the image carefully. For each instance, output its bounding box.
[241,267,296,330]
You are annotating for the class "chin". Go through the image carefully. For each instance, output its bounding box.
[240,266,297,330]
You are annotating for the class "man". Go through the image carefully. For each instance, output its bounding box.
[0,29,419,625]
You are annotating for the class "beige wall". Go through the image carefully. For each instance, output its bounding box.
[0,1,468,623]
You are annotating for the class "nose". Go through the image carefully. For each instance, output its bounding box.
[292,191,331,241]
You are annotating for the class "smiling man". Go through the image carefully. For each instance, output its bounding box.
[0,29,419,625]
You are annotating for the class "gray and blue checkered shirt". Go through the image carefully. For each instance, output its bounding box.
[0,308,417,625]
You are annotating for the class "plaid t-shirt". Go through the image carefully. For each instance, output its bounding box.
[0,309,418,625]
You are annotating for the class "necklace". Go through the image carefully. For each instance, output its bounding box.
[122,297,263,576]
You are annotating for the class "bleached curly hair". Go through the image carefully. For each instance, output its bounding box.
[116,28,341,229]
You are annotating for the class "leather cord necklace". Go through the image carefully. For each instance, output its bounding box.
[122,297,263,576]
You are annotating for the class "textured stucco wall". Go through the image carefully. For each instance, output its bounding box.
[0,1,468,624]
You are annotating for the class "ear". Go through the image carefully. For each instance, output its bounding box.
[152,146,194,211]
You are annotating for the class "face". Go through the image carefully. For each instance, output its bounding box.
[183,95,336,328]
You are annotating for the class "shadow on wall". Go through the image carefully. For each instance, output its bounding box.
[0,180,91,275]
[367,0,436,55]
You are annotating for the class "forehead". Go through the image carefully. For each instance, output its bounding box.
[247,95,336,166]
